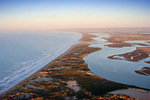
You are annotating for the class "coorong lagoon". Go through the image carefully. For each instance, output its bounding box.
[84,33,150,89]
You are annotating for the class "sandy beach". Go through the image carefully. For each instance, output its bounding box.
[1,28,150,99]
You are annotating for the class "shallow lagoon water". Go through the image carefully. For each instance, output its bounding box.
[125,40,150,46]
[84,33,150,89]
[0,32,81,94]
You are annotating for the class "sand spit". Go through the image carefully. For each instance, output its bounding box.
[1,30,149,99]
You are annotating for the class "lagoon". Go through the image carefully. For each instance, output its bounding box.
[84,33,150,89]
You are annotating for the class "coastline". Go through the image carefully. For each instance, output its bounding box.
[0,32,147,99]
[0,32,87,97]
[0,32,82,96]
[0,32,81,96]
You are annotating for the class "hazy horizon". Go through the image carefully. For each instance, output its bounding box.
[0,0,150,31]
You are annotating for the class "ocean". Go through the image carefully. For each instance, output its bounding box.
[0,32,81,94]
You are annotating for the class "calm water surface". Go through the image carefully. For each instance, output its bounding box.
[84,33,150,89]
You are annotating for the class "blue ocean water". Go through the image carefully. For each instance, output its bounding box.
[0,32,81,94]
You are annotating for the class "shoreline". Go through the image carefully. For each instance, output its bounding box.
[0,32,94,96]
[0,32,83,96]
[0,32,148,99]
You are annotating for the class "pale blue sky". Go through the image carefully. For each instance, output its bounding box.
[0,0,150,31]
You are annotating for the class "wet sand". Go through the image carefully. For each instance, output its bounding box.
[0,32,137,100]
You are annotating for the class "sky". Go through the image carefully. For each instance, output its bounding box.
[0,0,150,31]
